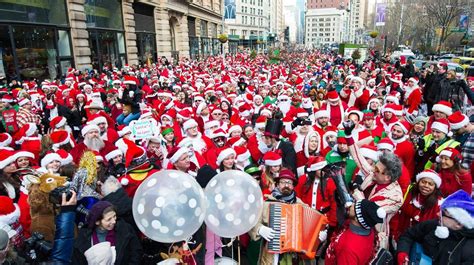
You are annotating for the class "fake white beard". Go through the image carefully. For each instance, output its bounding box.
[85,136,105,151]
[278,101,291,115]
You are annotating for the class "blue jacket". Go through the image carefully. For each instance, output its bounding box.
[50,206,76,264]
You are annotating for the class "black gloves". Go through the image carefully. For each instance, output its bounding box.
[342,120,355,136]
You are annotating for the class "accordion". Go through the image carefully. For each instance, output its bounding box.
[267,202,328,259]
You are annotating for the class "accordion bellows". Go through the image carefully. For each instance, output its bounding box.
[267,202,328,259]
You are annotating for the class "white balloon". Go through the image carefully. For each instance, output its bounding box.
[133,170,206,243]
[204,170,263,238]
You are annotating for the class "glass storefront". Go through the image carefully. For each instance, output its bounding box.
[0,0,72,81]
[201,37,210,57]
[189,37,200,60]
[86,0,125,70]
[134,3,156,65]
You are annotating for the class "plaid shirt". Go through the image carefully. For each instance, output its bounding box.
[16,107,40,127]
[461,132,474,169]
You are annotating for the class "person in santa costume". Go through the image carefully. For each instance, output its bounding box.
[397,190,474,265]
[166,146,199,177]
[425,100,453,135]
[88,114,119,143]
[376,103,400,131]
[295,156,337,228]
[295,131,322,177]
[361,110,384,143]
[340,76,371,110]
[288,110,314,153]
[260,151,282,197]
[312,109,330,140]
[388,120,416,175]
[204,128,228,169]
[0,196,24,249]
[70,124,115,164]
[416,118,460,172]
[181,118,212,155]
[115,137,157,197]
[390,169,442,242]
[321,90,348,127]
[435,147,472,197]
[325,199,386,265]
[403,77,422,115]
[216,148,236,172]
[345,107,373,146]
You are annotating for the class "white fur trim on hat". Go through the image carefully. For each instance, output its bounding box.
[450,115,469,130]
[15,151,35,159]
[183,119,198,132]
[170,147,189,164]
[264,158,282,166]
[385,95,399,105]
[314,110,330,119]
[446,207,474,229]
[260,108,272,117]
[432,103,453,116]
[227,125,242,136]
[0,204,20,226]
[390,121,409,134]
[105,149,122,161]
[25,123,37,136]
[236,150,251,162]
[118,126,131,137]
[90,116,107,126]
[416,171,442,188]
[196,102,207,115]
[18,98,30,107]
[360,147,379,162]
[81,124,100,137]
[431,121,449,134]
[377,143,394,152]
[55,117,67,128]
[41,153,62,168]
[231,138,246,147]
[306,160,327,172]
[217,148,236,166]
[204,120,220,130]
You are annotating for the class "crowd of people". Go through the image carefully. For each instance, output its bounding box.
[0,50,473,265]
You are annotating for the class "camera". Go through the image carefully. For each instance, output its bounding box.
[24,232,53,262]
[49,186,74,205]
[302,119,312,126]
[348,85,355,89]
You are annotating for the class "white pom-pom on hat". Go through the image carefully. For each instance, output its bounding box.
[377,208,387,219]
[435,226,449,239]
[120,178,129,186]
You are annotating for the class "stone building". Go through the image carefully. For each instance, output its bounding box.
[0,0,223,81]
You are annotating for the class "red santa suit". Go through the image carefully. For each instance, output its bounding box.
[321,101,348,128]
[295,131,321,177]
[390,121,416,176]
[100,128,119,143]
[404,82,422,114]
[295,167,337,227]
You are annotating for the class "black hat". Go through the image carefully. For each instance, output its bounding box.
[354,199,386,229]
[196,165,217,188]
[86,201,114,229]
[264,118,283,139]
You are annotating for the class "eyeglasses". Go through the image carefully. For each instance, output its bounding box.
[213,113,222,116]
[279,180,294,186]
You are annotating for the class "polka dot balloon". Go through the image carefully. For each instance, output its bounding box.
[204,170,263,238]
[132,170,206,243]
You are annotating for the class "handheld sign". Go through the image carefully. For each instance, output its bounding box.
[129,119,158,140]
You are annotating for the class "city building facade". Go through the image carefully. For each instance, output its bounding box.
[305,8,346,47]
[224,0,271,52]
[0,0,223,81]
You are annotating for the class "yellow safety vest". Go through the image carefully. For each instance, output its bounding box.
[423,134,460,169]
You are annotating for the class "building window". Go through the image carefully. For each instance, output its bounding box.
[85,0,123,30]
[200,20,208,37]
[231,29,236,35]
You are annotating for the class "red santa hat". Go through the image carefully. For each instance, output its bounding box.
[314,109,330,119]
[255,116,267,129]
[326,90,339,102]
[123,75,137,85]
[177,109,192,121]
[432,101,453,116]
[238,103,253,117]
[360,144,379,162]
[0,196,20,228]
[1,95,14,103]
[210,128,227,139]
[416,169,442,188]
[234,146,251,162]
[377,138,395,152]
[116,138,147,170]
[41,152,62,168]
[431,118,451,136]
[216,148,236,166]
[227,125,242,137]
[390,120,411,134]
[263,151,282,166]
[196,102,207,116]
[18,98,30,107]
[438,147,462,163]
[167,146,189,164]
[182,119,198,132]
[448,111,469,130]
[50,130,75,150]
[204,120,220,130]
[0,133,12,147]
[0,150,19,169]
[345,107,364,121]
[305,156,327,172]
[56,149,73,165]
[49,116,67,129]
[81,124,100,137]
[382,103,400,115]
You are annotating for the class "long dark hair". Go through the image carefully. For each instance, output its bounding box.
[220,101,233,118]
[410,182,441,209]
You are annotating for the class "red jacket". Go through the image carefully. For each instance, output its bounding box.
[390,190,441,241]
[394,139,416,176]
[294,174,338,227]
[438,168,472,197]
